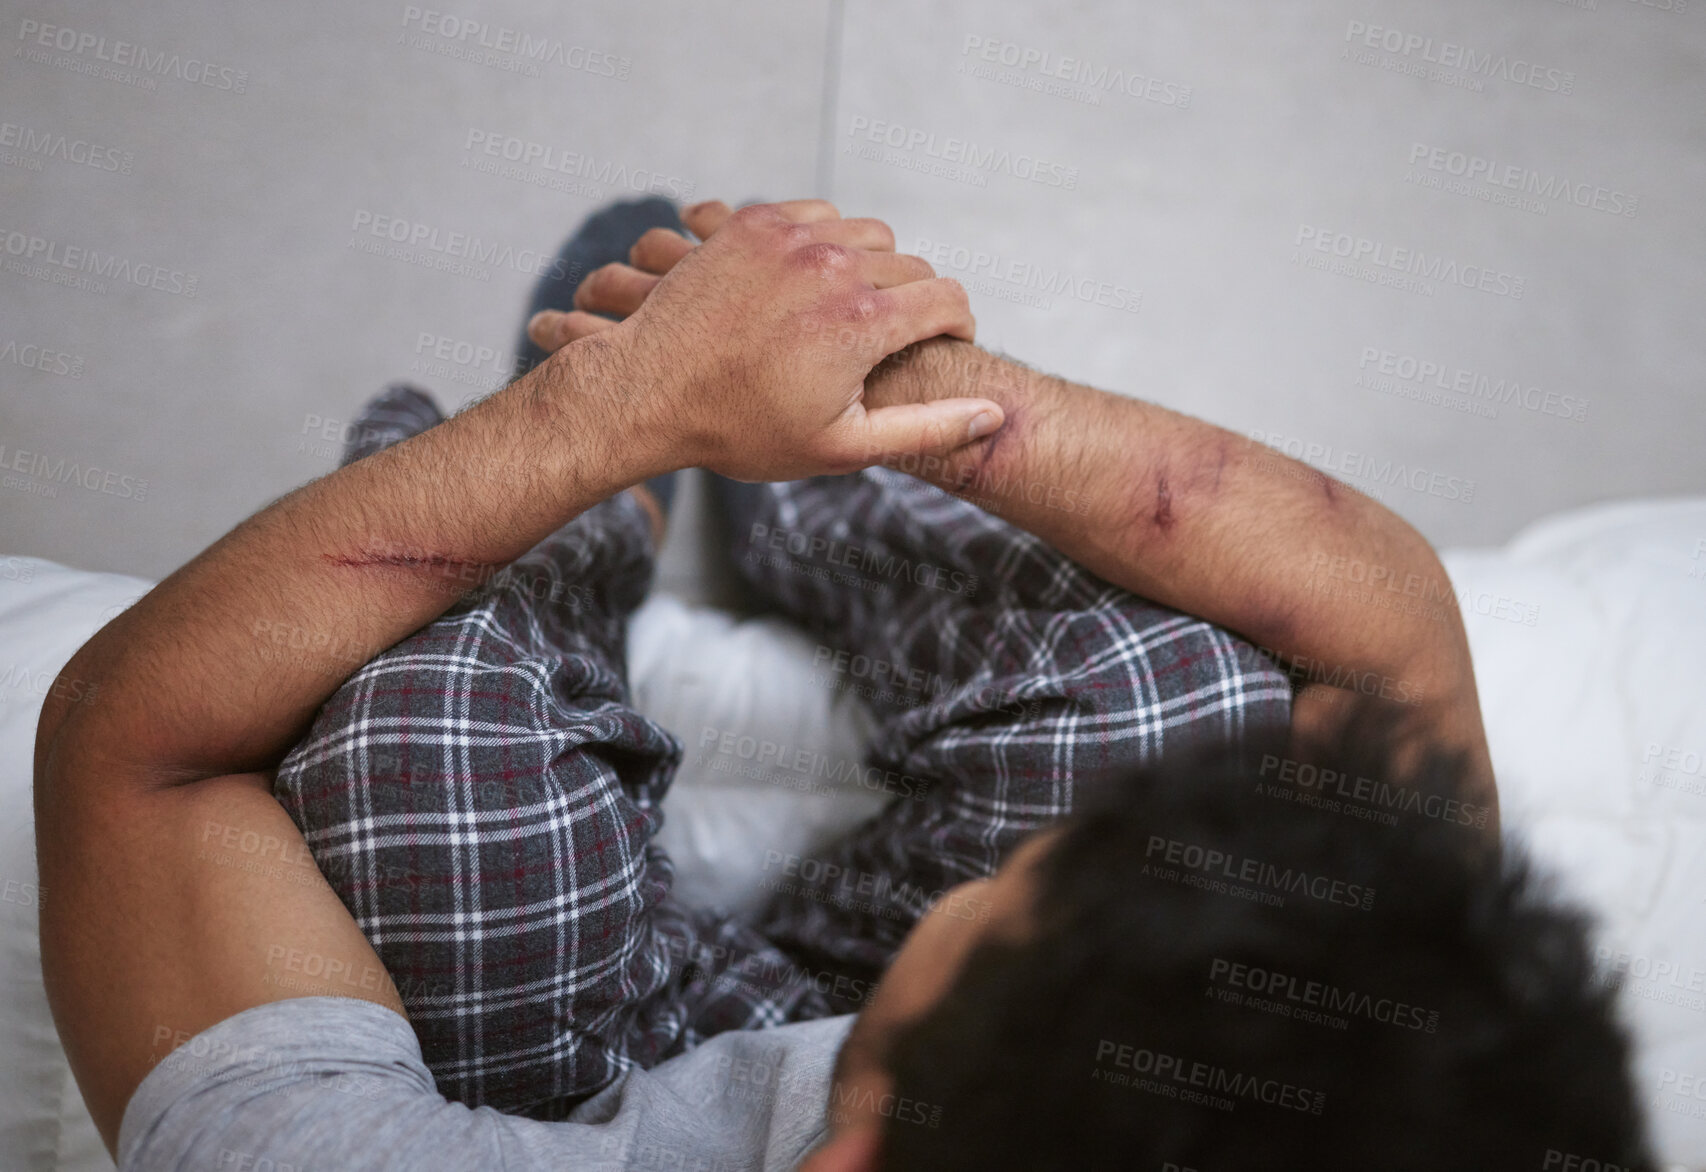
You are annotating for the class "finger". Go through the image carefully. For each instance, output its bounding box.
[867,278,976,357]
[807,217,896,251]
[629,227,693,275]
[769,198,841,223]
[574,263,661,317]
[682,200,735,240]
[527,309,616,351]
[858,250,935,290]
[833,399,1006,470]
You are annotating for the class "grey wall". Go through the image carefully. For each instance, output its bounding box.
[2,0,1702,581]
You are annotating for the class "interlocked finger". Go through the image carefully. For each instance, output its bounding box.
[574,263,661,318]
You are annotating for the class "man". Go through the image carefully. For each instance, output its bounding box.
[34,199,1651,1170]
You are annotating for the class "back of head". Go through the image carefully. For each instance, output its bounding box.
[880,717,1655,1171]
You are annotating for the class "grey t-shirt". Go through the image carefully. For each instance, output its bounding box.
[118,997,854,1171]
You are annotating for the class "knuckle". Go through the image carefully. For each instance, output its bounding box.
[839,291,880,324]
[794,241,854,276]
[728,204,768,229]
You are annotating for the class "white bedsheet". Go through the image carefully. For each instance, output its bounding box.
[3,496,1703,1170]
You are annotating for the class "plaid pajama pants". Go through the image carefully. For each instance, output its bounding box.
[275,388,1293,1119]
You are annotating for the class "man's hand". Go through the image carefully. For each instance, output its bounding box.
[545,199,1002,480]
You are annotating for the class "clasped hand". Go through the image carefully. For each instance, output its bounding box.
[528,199,1004,482]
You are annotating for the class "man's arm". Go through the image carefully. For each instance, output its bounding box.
[549,206,1494,819]
[33,201,999,1151]
[863,339,1495,820]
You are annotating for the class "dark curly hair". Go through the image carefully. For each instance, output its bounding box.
[879,718,1654,1171]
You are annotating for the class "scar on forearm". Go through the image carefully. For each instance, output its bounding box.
[1139,439,1237,536]
[321,549,500,587]
[1152,474,1175,532]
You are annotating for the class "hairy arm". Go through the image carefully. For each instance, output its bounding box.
[34,340,672,1150]
[33,201,998,1151]
[556,213,1494,817]
[863,338,1495,818]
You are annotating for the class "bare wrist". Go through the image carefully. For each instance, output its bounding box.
[531,325,689,483]
[866,338,1070,508]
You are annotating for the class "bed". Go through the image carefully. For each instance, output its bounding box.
[3,496,1703,1170]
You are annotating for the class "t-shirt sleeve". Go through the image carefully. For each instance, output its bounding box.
[117,996,600,1171]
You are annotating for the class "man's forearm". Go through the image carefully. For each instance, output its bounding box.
[35,338,667,783]
[867,339,1492,800]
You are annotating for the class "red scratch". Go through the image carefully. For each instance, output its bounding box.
[322,551,496,577]
[1153,475,1174,532]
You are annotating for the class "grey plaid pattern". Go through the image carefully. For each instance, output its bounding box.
[276,395,1292,1119]
[734,470,1295,993]
[275,420,837,1120]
